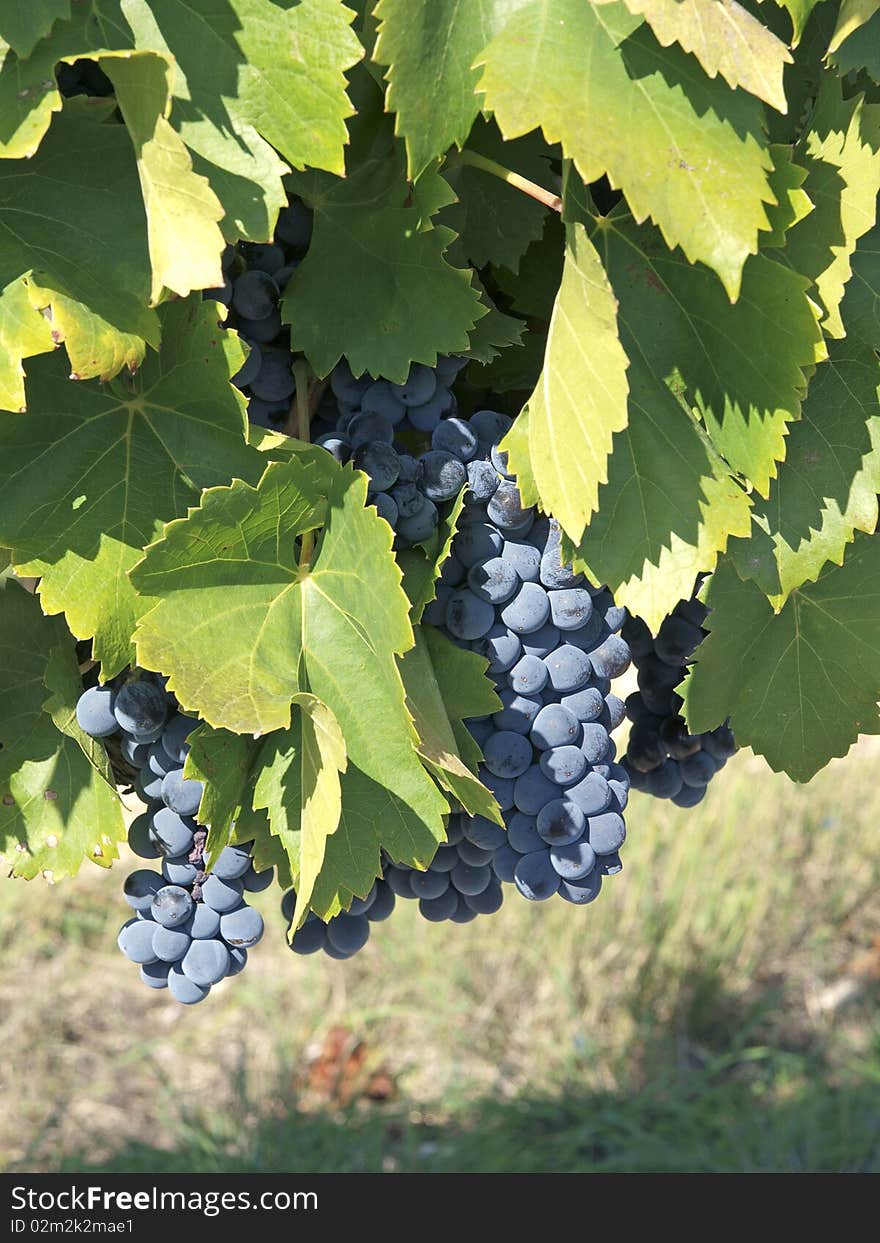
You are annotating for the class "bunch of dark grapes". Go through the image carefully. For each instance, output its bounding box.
[316,363,633,913]
[76,674,271,1003]
[281,880,396,958]
[621,596,736,807]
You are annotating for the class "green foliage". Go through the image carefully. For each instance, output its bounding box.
[1,0,879,905]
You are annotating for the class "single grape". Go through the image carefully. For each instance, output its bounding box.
[450,861,492,896]
[493,689,541,735]
[201,874,244,914]
[366,885,396,922]
[76,686,118,738]
[482,730,533,780]
[419,888,460,922]
[507,812,544,854]
[140,961,171,990]
[559,870,603,906]
[162,855,198,886]
[150,807,195,857]
[500,582,550,635]
[462,816,508,850]
[520,622,561,659]
[543,644,592,694]
[537,799,585,846]
[549,838,596,881]
[432,418,478,462]
[539,745,587,787]
[514,851,560,901]
[467,557,519,605]
[472,624,522,674]
[232,269,278,319]
[123,870,164,913]
[560,686,605,722]
[210,845,254,881]
[250,350,296,402]
[326,914,370,956]
[420,450,467,502]
[151,885,194,929]
[463,880,504,915]
[586,810,626,855]
[456,839,495,867]
[548,589,593,631]
[161,770,204,817]
[531,704,579,750]
[113,681,167,736]
[391,364,436,407]
[220,905,265,948]
[128,812,161,860]
[118,918,160,964]
[467,459,500,502]
[565,771,612,817]
[445,590,496,641]
[513,765,560,816]
[290,919,328,955]
[152,923,192,963]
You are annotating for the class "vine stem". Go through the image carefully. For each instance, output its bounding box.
[293,358,316,570]
[451,149,562,214]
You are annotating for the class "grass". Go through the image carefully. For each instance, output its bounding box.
[2,742,880,1173]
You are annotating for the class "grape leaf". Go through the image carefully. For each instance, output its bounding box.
[493,213,565,321]
[0,583,125,879]
[464,281,525,364]
[764,0,827,45]
[827,0,879,53]
[785,73,880,338]
[596,208,825,495]
[282,153,486,382]
[308,763,446,921]
[505,182,629,543]
[184,723,259,858]
[124,0,363,178]
[0,99,158,352]
[252,693,347,931]
[828,10,880,79]
[132,458,449,842]
[399,490,465,622]
[440,119,551,274]
[399,627,501,822]
[420,623,503,776]
[476,0,776,299]
[0,5,135,161]
[0,2,71,59]
[0,277,55,413]
[0,299,260,677]
[25,275,147,383]
[839,224,880,347]
[762,145,814,247]
[599,0,793,112]
[729,341,880,607]
[682,543,880,780]
[373,0,528,179]
[42,636,118,790]
[102,54,225,301]
[467,328,546,394]
[565,355,753,630]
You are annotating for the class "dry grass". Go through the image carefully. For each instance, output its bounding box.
[2,740,880,1172]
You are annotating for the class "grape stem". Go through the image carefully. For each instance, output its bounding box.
[451,149,562,214]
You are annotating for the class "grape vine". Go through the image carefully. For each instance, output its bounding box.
[0,0,877,1002]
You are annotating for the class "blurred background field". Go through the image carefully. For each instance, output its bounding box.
[3,740,880,1174]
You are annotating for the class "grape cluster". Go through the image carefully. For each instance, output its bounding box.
[620,597,736,807]
[205,201,313,432]
[315,370,633,912]
[281,880,396,958]
[76,675,271,1003]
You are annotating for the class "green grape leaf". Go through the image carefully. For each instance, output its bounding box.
[566,355,753,631]
[252,693,347,931]
[505,187,629,543]
[785,73,880,338]
[762,145,814,247]
[124,0,363,178]
[399,627,501,822]
[603,0,793,111]
[231,810,292,891]
[308,763,446,921]
[421,623,502,775]
[466,328,546,394]
[25,275,147,383]
[493,213,565,321]
[476,0,775,299]
[827,0,880,53]
[682,544,880,780]
[729,342,880,607]
[441,120,552,273]
[102,53,225,301]
[464,280,525,364]
[0,299,260,677]
[502,407,540,508]
[399,489,465,622]
[0,99,158,353]
[372,0,526,179]
[133,459,449,843]
[0,584,125,879]
[42,638,117,789]
[0,276,55,413]
[839,224,880,347]
[184,723,259,860]
[597,208,825,496]
[282,153,486,382]
[764,0,826,45]
[829,10,880,79]
[0,2,71,59]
